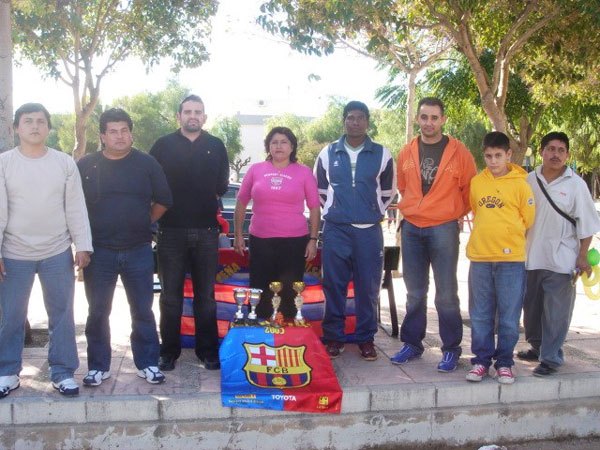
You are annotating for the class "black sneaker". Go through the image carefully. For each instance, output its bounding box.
[533,362,557,377]
[199,356,220,370]
[516,348,539,362]
[158,355,176,371]
[325,341,345,359]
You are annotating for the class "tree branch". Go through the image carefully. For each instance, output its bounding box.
[505,9,559,63]
[491,1,538,94]
[419,41,452,70]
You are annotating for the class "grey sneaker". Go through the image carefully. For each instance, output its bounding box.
[52,378,79,396]
[137,366,165,384]
[83,370,111,387]
[0,375,20,399]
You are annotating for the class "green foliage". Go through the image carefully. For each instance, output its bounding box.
[210,116,244,159]
[444,100,490,170]
[209,115,250,181]
[304,98,345,143]
[521,4,600,104]
[423,51,537,134]
[266,113,311,148]
[48,81,187,155]
[12,0,218,76]
[296,140,324,170]
[12,0,218,159]
[370,109,406,156]
[375,63,490,168]
[543,100,600,174]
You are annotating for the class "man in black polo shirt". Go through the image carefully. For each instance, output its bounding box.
[150,95,229,371]
[78,108,172,386]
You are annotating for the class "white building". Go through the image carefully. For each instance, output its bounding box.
[235,113,271,170]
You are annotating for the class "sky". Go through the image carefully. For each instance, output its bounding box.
[12,0,390,123]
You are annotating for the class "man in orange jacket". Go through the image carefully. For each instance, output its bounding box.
[391,97,477,372]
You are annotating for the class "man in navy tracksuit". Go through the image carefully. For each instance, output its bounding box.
[314,101,396,361]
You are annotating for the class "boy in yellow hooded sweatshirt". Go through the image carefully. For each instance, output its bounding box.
[465,132,535,384]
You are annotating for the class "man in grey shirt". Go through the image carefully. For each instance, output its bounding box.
[0,103,93,398]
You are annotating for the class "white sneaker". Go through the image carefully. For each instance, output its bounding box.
[0,375,20,399]
[137,366,165,384]
[52,378,79,396]
[83,370,111,387]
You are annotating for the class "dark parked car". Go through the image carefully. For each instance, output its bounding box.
[220,182,252,236]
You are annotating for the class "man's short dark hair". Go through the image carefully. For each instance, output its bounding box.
[264,126,298,163]
[417,97,445,116]
[343,101,370,121]
[99,108,133,134]
[540,131,569,152]
[482,131,510,152]
[179,94,204,113]
[13,103,52,129]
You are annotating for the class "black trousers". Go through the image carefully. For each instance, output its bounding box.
[248,235,308,319]
[157,227,220,360]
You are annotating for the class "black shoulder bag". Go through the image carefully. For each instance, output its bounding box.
[535,173,576,227]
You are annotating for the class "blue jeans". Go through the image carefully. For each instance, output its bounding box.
[83,244,159,371]
[469,262,525,368]
[322,222,383,343]
[157,227,220,360]
[400,220,462,355]
[0,248,78,383]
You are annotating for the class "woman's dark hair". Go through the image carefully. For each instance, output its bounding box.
[264,126,298,162]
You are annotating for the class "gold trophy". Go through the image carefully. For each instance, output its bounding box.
[269,281,282,326]
[247,288,262,325]
[232,288,248,325]
[292,281,306,325]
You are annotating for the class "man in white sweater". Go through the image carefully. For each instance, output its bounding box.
[0,103,93,398]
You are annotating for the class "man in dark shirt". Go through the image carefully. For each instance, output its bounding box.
[150,95,229,371]
[78,108,172,386]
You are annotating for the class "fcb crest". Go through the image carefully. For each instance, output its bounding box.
[243,343,312,389]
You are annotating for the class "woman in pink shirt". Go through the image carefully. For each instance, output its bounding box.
[234,127,320,319]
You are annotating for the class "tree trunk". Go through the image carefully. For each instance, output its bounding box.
[72,95,99,160]
[478,94,524,164]
[73,112,88,160]
[0,0,13,152]
[405,71,417,144]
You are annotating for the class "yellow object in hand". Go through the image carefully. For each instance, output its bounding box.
[581,266,600,300]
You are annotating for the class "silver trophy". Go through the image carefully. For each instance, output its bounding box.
[293,281,306,325]
[233,288,248,325]
[247,288,262,324]
[269,281,282,325]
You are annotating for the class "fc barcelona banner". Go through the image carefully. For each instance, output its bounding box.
[220,325,342,414]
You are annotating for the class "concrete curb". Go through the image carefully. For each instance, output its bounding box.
[2,372,600,426]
